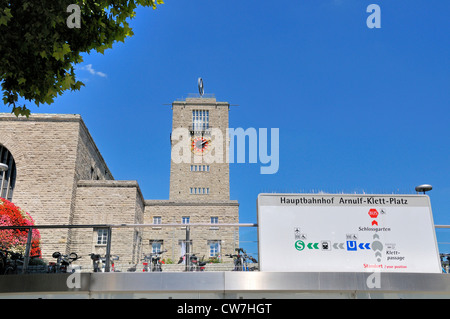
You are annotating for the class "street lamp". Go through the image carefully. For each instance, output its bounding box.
[415,184,432,194]
[0,163,8,172]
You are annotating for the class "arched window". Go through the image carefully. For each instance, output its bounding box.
[0,145,16,201]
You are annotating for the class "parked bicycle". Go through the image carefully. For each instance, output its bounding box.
[189,254,206,272]
[226,248,258,271]
[110,255,120,272]
[89,253,120,272]
[178,253,206,272]
[0,249,24,275]
[142,250,167,272]
[0,248,42,275]
[89,253,103,272]
[48,252,81,273]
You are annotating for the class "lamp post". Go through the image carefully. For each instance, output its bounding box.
[415,184,432,194]
[0,163,7,194]
[0,163,8,172]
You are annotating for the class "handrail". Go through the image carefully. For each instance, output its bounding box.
[0,223,257,230]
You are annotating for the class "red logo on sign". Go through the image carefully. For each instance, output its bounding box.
[372,220,378,226]
[368,209,379,218]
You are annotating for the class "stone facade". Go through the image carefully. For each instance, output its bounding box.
[143,200,239,263]
[0,95,239,270]
[170,97,231,201]
[0,114,115,262]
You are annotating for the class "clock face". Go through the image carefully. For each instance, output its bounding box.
[191,136,210,154]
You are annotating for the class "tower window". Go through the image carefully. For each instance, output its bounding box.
[190,187,210,195]
[190,165,210,172]
[192,110,209,130]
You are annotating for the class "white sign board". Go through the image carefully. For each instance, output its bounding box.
[257,194,441,273]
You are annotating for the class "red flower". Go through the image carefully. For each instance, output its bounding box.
[0,198,41,257]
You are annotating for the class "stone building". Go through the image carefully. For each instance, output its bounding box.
[0,95,239,270]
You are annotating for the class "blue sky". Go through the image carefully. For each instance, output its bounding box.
[12,0,450,254]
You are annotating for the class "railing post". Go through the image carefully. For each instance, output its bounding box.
[22,227,33,274]
[104,227,112,272]
[185,226,190,272]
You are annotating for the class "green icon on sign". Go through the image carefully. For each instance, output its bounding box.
[295,240,305,251]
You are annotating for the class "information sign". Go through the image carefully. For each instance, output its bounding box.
[257,194,441,273]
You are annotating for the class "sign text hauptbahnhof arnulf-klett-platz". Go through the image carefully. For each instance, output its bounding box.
[280,196,409,206]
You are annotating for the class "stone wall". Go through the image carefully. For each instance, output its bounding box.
[0,114,111,259]
[70,180,145,269]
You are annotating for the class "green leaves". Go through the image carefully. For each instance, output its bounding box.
[0,0,163,117]
[52,43,72,61]
[0,8,12,26]
[12,106,31,118]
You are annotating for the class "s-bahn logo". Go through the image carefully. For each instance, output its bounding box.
[295,240,305,251]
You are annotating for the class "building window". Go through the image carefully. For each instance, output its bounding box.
[97,229,108,245]
[208,240,221,258]
[190,165,210,172]
[182,216,190,224]
[210,217,219,230]
[153,216,162,225]
[192,110,209,131]
[0,144,16,202]
[150,240,163,253]
[190,187,209,195]
[179,240,193,261]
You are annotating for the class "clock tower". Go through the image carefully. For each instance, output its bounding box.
[169,95,231,202]
[144,89,239,262]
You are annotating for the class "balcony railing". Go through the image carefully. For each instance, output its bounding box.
[189,126,212,136]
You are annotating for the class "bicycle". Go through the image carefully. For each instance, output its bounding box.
[178,253,206,271]
[48,252,81,273]
[0,249,42,275]
[142,250,167,272]
[89,253,120,272]
[3,251,23,275]
[89,253,104,272]
[226,248,258,271]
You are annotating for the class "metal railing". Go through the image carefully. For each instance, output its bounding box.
[0,223,449,274]
[0,223,257,274]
